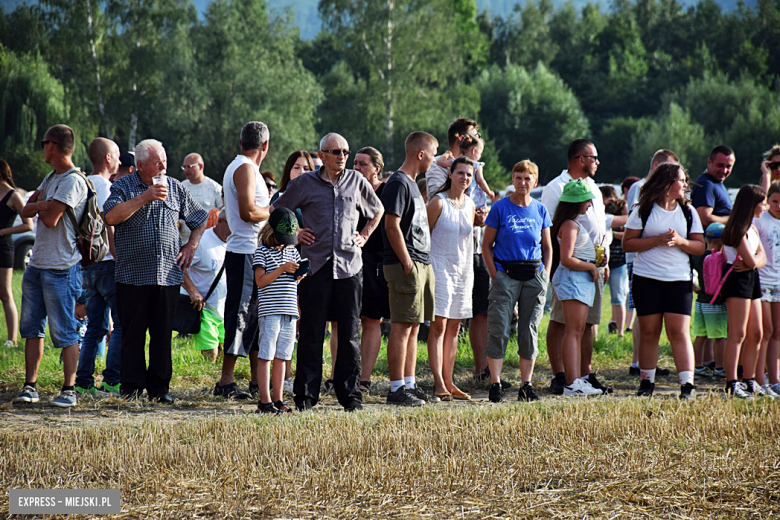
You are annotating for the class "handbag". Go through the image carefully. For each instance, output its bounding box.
[496,258,541,281]
[172,262,225,335]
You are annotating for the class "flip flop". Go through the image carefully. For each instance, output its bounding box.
[435,392,452,402]
[450,389,471,401]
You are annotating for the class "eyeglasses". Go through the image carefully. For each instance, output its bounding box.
[322,149,350,157]
[41,140,58,149]
[576,155,599,161]
[266,183,277,191]
[769,161,780,171]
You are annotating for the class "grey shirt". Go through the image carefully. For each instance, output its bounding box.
[30,168,88,270]
[274,168,382,279]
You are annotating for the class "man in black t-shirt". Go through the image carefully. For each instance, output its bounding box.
[381,131,438,406]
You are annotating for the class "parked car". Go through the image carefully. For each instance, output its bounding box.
[12,192,36,270]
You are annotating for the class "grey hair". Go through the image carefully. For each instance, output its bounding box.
[319,132,345,151]
[240,122,270,151]
[135,139,164,164]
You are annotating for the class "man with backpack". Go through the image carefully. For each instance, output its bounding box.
[74,138,123,397]
[15,125,90,408]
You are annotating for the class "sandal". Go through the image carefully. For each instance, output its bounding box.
[435,391,452,402]
[450,389,471,401]
[322,379,335,393]
[359,380,371,393]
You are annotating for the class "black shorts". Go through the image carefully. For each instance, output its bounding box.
[361,253,391,320]
[632,275,693,317]
[721,267,761,300]
[0,238,12,269]
[472,254,490,316]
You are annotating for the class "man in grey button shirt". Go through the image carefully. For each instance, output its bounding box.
[272,132,383,412]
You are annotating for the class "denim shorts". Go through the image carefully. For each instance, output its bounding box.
[761,284,780,303]
[551,264,596,307]
[608,263,629,305]
[20,264,82,348]
[257,314,297,361]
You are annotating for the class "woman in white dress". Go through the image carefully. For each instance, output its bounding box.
[426,157,480,400]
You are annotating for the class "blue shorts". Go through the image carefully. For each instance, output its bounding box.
[552,265,596,306]
[20,264,82,348]
[609,263,629,305]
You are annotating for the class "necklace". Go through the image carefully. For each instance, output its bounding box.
[446,193,467,209]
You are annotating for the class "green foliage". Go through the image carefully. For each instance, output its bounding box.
[474,62,590,183]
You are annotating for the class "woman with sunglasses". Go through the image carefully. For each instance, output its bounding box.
[760,145,780,194]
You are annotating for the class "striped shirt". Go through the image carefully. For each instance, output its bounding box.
[252,244,301,318]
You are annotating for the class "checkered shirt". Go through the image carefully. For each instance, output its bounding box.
[104,173,209,286]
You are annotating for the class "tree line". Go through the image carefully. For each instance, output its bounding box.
[1,0,779,190]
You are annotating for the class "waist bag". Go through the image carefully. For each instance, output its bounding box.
[497,259,541,281]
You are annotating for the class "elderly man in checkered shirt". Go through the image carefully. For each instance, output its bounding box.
[105,139,208,403]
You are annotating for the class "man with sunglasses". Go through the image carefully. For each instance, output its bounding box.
[541,139,613,396]
[180,153,222,242]
[691,145,735,229]
[272,132,383,412]
[15,125,90,407]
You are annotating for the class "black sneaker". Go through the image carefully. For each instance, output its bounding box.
[474,368,490,382]
[344,401,363,412]
[629,366,640,376]
[248,383,259,397]
[517,382,540,402]
[488,382,504,403]
[214,382,252,399]
[409,386,429,402]
[500,378,512,390]
[608,321,618,334]
[550,372,566,395]
[274,400,292,413]
[386,385,424,406]
[637,379,655,397]
[587,373,613,394]
[656,368,671,377]
[679,383,695,400]
[295,398,314,411]
[255,402,280,414]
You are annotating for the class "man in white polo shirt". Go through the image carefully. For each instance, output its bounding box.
[541,139,612,395]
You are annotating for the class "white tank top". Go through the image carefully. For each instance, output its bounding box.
[725,226,760,264]
[557,220,596,262]
[223,155,269,254]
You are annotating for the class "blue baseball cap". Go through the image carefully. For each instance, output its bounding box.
[705,222,724,239]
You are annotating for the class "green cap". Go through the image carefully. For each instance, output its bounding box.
[268,207,299,245]
[559,179,595,203]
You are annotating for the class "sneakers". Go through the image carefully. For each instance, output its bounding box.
[694,366,713,378]
[408,386,429,402]
[712,367,726,379]
[255,402,281,414]
[636,379,655,397]
[726,381,753,400]
[283,377,294,394]
[761,384,779,399]
[75,385,98,396]
[564,377,602,396]
[214,382,252,400]
[100,381,121,394]
[386,385,424,406]
[488,382,505,403]
[4,339,15,347]
[549,373,566,395]
[51,390,77,408]
[679,382,696,400]
[15,385,39,403]
[628,366,640,376]
[769,382,780,395]
[517,382,540,402]
[656,368,670,377]
[743,379,766,398]
[607,321,618,334]
[587,373,613,394]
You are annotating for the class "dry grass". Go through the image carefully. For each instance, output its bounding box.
[1,397,779,519]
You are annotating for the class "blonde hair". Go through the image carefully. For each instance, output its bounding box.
[258,223,275,247]
[512,160,539,178]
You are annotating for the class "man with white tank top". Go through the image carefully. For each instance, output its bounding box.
[214,122,271,399]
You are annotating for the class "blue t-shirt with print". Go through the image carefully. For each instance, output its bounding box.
[485,197,551,272]
[691,172,732,217]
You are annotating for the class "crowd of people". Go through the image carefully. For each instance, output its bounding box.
[5,119,780,412]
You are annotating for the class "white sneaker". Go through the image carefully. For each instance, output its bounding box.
[4,340,15,348]
[761,384,779,399]
[564,377,603,396]
[283,377,293,394]
[770,382,780,395]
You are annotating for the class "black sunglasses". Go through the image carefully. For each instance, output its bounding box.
[769,161,780,171]
[41,140,58,149]
[266,182,277,190]
[576,155,599,161]
[322,149,350,157]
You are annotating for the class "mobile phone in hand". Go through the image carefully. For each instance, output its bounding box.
[294,258,311,278]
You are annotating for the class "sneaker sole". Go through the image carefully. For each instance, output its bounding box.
[386,400,424,407]
[51,400,76,408]
[15,396,39,403]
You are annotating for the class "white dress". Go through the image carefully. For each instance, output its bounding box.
[430,192,475,319]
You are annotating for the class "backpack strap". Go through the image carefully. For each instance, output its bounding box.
[62,169,93,231]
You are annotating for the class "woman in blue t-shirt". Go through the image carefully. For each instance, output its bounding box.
[482,160,552,403]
